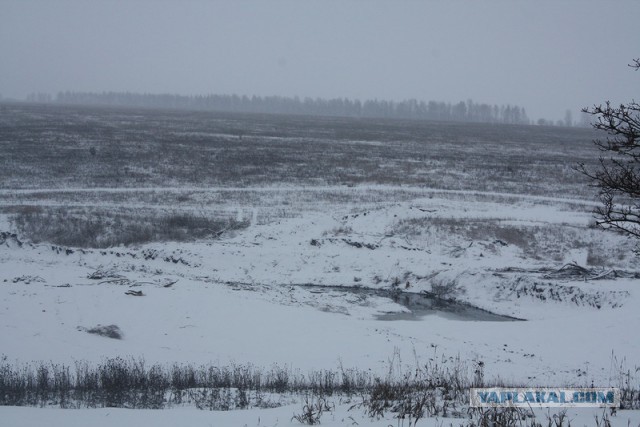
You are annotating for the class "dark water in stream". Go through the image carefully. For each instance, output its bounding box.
[300,285,523,322]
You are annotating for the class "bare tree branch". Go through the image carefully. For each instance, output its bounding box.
[577,58,640,238]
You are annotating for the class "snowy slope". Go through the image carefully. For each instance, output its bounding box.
[2,192,637,383]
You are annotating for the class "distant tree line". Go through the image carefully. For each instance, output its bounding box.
[25,92,53,103]
[52,91,534,125]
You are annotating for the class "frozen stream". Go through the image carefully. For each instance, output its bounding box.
[296,284,524,322]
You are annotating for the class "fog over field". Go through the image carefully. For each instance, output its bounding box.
[1,1,639,121]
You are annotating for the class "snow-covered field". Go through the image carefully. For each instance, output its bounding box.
[1,104,638,425]
[2,188,639,425]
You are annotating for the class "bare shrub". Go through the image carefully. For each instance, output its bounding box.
[292,394,334,425]
[360,352,470,423]
[428,277,464,301]
[468,407,532,427]
[10,206,249,248]
[0,354,636,418]
[392,215,636,268]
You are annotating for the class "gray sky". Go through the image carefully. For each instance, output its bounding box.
[1,0,638,121]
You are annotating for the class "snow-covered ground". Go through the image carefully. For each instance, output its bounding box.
[2,404,639,427]
[1,186,638,425]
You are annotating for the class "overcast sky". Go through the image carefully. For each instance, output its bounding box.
[1,0,638,121]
